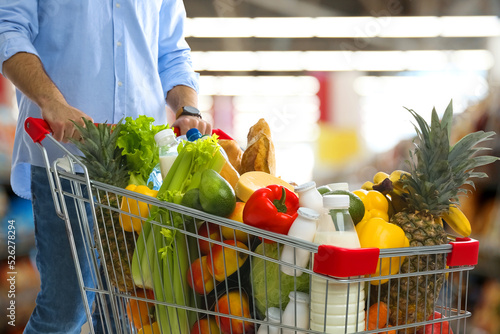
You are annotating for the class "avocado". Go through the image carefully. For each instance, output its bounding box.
[199,169,236,217]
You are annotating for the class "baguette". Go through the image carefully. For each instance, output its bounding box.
[239,118,276,175]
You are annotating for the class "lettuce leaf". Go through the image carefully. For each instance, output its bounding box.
[116,115,169,186]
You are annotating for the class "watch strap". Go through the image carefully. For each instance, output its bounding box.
[176,106,202,119]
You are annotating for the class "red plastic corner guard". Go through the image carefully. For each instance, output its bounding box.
[313,245,380,278]
[25,117,51,143]
[447,237,479,267]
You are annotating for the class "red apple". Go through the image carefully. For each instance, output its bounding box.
[206,240,249,282]
[187,256,215,295]
[215,291,254,334]
[198,222,223,255]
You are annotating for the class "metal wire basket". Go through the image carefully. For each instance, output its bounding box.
[25,117,477,334]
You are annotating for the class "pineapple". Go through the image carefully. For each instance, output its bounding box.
[388,101,498,329]
[72,119,136,292]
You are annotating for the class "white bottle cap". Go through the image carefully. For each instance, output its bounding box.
[327,182,349,191]
[289,291,310,304]
[297,207,320,220]
[294,181,317,193]
[266,307,282,323]
[323,194,350,209]
[154,128,176,146]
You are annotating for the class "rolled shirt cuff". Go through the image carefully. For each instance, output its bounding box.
[0,31,39,75]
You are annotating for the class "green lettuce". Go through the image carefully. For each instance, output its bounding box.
[116,115,169,186]
[251,242,310,317]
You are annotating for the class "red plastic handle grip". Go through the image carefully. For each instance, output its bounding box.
[446,237,479,267]
[25,117,51,143]
[313,245,380,278]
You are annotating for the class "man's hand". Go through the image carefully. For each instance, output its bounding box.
[171,115,212,136]
[3,52,92,142]
[166,85,212,135]
[41,100,93,143]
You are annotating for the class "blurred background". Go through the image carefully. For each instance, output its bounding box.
[1,0,499,332]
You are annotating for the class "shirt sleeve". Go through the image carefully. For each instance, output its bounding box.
[157,0,199,98]
[0,0,40,75]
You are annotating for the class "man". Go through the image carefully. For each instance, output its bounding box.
[0,1,210,333]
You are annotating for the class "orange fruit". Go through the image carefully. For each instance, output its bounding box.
[126,289,155,329]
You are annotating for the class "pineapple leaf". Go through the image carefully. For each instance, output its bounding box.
[402,101,498,215]
[449,131,496,162]
[70,118,129,188]
[441,100,454,140]
[469,155,500,168]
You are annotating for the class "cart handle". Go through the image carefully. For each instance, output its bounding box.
[25,117,52,143]
[25,117,235,143]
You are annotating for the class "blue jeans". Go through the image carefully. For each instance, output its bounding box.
[25,166,115,334]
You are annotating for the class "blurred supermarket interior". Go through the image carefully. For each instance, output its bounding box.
[1,0,500,332]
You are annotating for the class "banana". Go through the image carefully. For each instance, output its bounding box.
[373,171,390,184]
[361,181,374,190]
[441,205,472,237]
[389,170,410,196]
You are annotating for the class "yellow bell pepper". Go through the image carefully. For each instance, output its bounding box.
[352,189,389,222]
[356,217,409,285]
[120,185,158,233]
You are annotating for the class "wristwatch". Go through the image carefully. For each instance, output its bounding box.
[175,106,202,119]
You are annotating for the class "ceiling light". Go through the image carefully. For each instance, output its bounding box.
[301,51,354,71]
[450,50,495,71]
[252,17,316,38]
[377,17,441,38]
[256,51,304,71]
[405,51,448,71]
[198,76,320,96]
[353,51,406,71]
[441,16,500,37]
[314,17,377,38]
[190,50,494,72]
[185,18,254,38]
[185,16,500,39]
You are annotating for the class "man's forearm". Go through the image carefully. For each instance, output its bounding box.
[166,85,198,113]
[2,52,92,142]
[2,52,67,109]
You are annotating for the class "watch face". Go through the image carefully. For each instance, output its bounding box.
[184,106,200,115]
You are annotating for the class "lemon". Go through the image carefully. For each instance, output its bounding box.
[316,185,332,195]
[324,190,365,224]
[181,188,204,211]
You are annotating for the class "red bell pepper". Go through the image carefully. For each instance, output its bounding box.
[242,185,299,237]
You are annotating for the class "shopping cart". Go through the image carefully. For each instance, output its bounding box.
[25,117,478,334]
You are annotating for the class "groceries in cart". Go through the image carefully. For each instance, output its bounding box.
[26,100,498,333]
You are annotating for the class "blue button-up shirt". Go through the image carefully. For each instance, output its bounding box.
[0,0,199,199]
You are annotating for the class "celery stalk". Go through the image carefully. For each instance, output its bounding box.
[207,149,226,174]
[139,226,156,289]
[131,220,152,287]
[170,231,190,334]
[153,226,171,334]
[166,149,195,192]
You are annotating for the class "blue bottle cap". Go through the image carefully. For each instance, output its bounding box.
[186,128,202,141]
